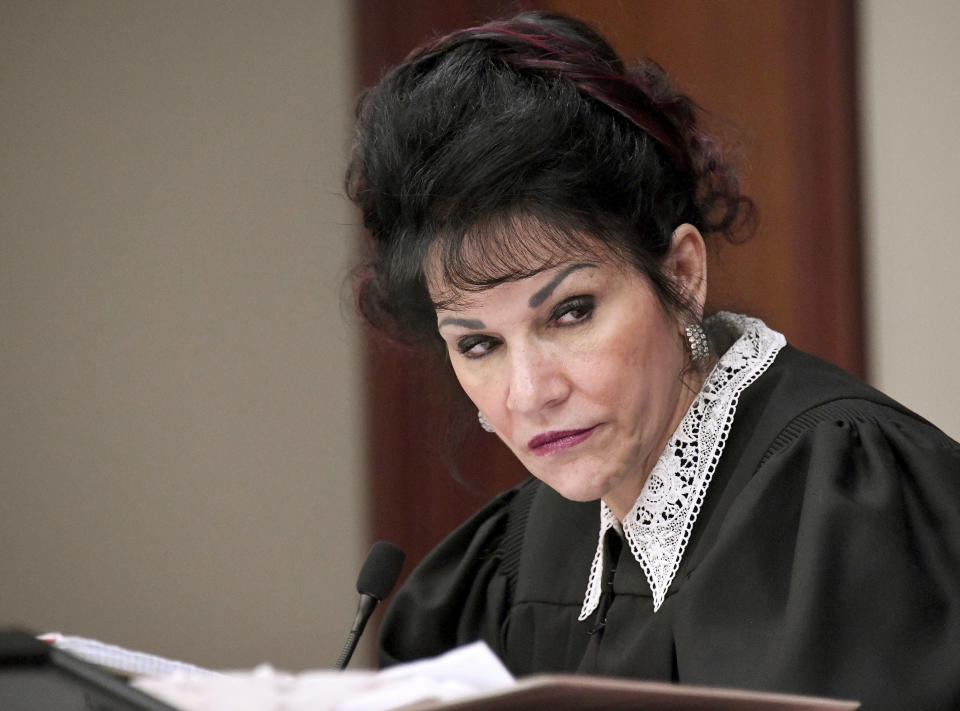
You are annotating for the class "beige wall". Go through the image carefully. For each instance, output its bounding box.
[0,1,367,669]
[860,0,960,439]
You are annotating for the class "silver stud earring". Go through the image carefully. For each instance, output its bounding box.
[685,323,710,362]
[477,410,495,433]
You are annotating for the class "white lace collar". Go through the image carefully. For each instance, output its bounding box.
[578,313,786,619]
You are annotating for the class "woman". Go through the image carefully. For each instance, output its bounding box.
[346,11,960,710]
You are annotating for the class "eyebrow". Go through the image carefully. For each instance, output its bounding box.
[438,317,486,329]
[528,263,595,308]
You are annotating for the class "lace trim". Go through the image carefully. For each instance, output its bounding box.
[578,313,786,620]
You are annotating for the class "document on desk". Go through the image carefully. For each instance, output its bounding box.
[40,632,220,678]
[130,643,858,711]
[131,641,515,711]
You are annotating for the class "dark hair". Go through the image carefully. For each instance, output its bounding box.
[346,11,752,347]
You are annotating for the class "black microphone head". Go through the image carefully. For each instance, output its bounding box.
[357,540,405,600]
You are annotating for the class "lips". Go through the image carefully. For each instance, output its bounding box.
[528,426,597,455]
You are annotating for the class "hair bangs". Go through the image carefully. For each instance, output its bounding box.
[427,211,617,309]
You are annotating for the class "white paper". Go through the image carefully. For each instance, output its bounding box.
[131,641,516,711]
[40,632,220,678]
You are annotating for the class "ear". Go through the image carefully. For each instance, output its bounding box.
[665,223,707,318]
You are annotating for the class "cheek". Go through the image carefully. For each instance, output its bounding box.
[450,360,499,414]
[574,317,683,409]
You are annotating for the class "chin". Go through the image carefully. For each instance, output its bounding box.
[537,471,614,504]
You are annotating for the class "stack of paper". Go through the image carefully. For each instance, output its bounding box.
[131,642,515,711]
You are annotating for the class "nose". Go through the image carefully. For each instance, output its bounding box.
[504,341,570,416]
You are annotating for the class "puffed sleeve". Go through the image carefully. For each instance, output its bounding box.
[378,479,534,667]
[725,399,960,709]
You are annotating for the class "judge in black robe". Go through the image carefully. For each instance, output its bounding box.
[379,338,960,711]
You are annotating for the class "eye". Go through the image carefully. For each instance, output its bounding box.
[456,334,500,359]
[551,295,594,325]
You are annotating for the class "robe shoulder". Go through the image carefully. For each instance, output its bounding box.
[678,348,960,709]
[378,478,539,667]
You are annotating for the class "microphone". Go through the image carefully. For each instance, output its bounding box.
[334,540,405,670]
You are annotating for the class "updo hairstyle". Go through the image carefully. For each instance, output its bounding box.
[346,11,752,347]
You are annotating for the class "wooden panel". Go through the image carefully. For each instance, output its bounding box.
[353,0,863,574]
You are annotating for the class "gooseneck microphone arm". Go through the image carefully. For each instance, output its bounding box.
[334,540,405,670]
[334,595,377,671]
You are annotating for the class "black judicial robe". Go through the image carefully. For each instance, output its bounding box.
[379,346,960,711]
